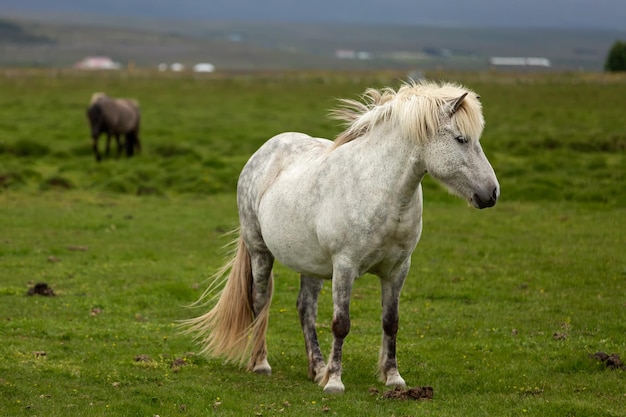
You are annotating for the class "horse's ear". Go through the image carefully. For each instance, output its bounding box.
[449,92,468,116]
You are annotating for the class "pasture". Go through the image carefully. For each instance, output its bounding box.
[0,70,625,416]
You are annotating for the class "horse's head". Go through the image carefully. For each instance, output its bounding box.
[86,102,105,139]
[423,91,500,209]
[90,92,107,104]
[329,81,500,209]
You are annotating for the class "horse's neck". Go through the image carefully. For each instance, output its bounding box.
[331,126,426,207]
[358,127,424,188]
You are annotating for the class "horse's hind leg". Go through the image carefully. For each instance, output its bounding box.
[114,134,123,158]
[248,249,275,374]
[297,275,326,383]
[105,133,112,157]
[134,134,142,153]
[125,132,135,157]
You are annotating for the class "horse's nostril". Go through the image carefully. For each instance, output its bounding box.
[473,190,497,209]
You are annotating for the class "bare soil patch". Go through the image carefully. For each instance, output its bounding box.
[381,386,434,400]
[589,351,625,370]
[26,282,55,296]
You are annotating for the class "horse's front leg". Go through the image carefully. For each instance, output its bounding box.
[105,133,112,157]
[319,264,356,394]
[92,135,101,162]
[378,261,410,388]
[297,275,326,383]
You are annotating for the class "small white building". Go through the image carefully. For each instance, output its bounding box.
[336,49,357,59]
[490,57,551,67]
[75,56,121,70]
[170,63,185,72]
[335,49,372,60]
[193,63,215,73]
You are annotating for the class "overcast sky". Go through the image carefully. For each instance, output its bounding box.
[2,0,625,30]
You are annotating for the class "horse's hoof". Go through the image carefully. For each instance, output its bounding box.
[253,359,272,375]
[385,372,406,388]
[386,378,407,388]
[323,378,345,394]
[254,367,272,375]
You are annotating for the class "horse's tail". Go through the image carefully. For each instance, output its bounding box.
[183,234,272,369]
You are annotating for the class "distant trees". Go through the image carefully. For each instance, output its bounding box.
[0,19,51,44]
[604,40,626,72]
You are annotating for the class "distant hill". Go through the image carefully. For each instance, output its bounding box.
[0,18,51,43]
[0,15,624,71]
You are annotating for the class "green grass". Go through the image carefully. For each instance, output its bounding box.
[1,70,624,205]
[0,70,625,416]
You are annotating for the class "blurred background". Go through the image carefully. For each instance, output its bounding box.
[1,0,625,73]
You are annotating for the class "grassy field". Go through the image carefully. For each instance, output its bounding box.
[0,70,625,416]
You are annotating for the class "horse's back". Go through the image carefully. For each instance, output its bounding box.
[256,132,330,158]
[115,99,140,131]
[92,97,139,133]
[239,132,331,201]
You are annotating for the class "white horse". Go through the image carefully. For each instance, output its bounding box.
[184,80,500,394]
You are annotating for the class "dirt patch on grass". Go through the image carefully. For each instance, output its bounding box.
[27,282,55,296]
[379,386,434,400]
[134,354,152,363]
[170,357,188,372]
[589,352,625,370]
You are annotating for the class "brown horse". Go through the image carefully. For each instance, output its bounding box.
[86,92,141,162]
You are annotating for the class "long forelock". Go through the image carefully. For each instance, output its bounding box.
[330,81,484,149]
[450,94,485,142]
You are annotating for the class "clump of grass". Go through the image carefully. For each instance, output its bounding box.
[0,171,26,189]
[39,175,74,190]
[10,139,50,157]
[202,156,227,169]
[67,144,93,157]
[136,185,164,196]
[0,167,42,190]
[97,177,136,194]
[151,144,201,160]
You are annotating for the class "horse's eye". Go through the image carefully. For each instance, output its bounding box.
[455,136,468,144]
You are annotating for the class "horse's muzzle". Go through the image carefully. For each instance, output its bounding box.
[472,187,499,209]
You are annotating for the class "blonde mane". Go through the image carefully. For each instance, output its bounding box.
[89,92,108,104]
[89,92,139,108]
[330,80,484,149]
